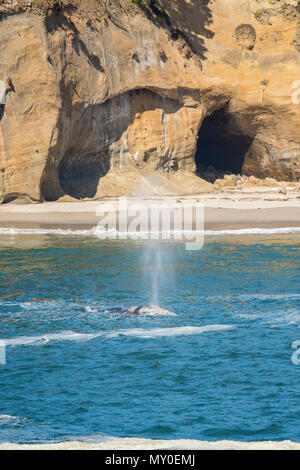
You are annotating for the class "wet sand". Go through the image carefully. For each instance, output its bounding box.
[0,190,300,231]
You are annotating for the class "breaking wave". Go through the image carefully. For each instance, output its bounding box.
[0,226,300,239]
[0,325,234,347]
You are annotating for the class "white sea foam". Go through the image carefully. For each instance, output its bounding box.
[0,299,72,309]
[84,306,98,313]
[0,436,299,450]
[205,293,300,302]
[0,226,300,238]
[107,325,234,339]
[0,325,233,347]
[0,415,19,425]
[205,227,300,236]
[237,293,300,301]
[2,330,105,347]
[0,227,94,237]
[0,227,192,238]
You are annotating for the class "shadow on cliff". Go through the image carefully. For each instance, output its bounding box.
[44,4,104,72]
[41,88,181,201]
[0,102,7,123]
[137,0,214,61]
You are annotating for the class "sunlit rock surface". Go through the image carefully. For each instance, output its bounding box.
[0,0,299,202]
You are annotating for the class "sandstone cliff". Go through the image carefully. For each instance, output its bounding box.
[0,0,299,202]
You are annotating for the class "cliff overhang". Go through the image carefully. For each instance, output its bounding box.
[0,0,299,202]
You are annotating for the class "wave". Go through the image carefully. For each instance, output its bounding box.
[0,227,199,238]
[0,436,299,450]
[0,227,94,237]
[0,226,300,238]
[1,330,104,347]
[0,415,19,425]
[85,306,98,313]
[205,293,300,302]
[106,325,234,339]
[206,227,300,236]
[0,325,234,347]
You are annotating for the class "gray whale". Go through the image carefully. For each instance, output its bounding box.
[108,306,176,316]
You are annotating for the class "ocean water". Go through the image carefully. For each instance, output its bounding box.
[0,231,300,445]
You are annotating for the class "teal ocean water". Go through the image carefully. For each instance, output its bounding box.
[0,232,300,445]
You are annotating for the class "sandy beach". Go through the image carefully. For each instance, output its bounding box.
[0,188,300,232]
[1,438,300,450]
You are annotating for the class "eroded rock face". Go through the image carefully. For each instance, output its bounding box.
[234,24,256,51]
[0,0,299,202]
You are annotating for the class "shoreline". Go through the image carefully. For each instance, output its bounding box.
[0,438,299,450]
[0,190,300,232]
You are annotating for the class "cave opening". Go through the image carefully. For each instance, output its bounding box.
[195,106,254,183]
[58,150,108,200]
